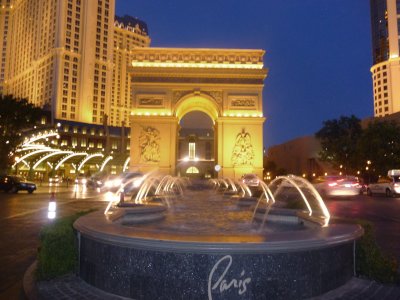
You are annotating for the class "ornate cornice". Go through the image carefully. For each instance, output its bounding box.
[132,77,264,85]
[131,48,265,70]
[172,90,223,105]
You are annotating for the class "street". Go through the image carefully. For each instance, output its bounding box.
[0,185,399,299]
[0,184,107,299]
[325,193,400,262]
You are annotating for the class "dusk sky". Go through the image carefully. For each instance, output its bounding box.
[116,0,373,149]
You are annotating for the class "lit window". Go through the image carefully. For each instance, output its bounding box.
[189,142,195,160]
[186,166,199,174]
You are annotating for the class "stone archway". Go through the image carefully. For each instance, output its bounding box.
[129,48,267,179]
[177,107,215,179]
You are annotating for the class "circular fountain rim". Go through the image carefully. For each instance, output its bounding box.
[74,211,363,254]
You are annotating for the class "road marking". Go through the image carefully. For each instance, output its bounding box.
[0,199,95,220]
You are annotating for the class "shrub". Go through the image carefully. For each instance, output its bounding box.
[333,218,399,284]
[36,210,94,280]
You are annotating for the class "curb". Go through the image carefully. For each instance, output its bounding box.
[22,261,38,300]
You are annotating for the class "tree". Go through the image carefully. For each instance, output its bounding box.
[0,95,43,174]
[315,115,362,173]
[357,120,400,177]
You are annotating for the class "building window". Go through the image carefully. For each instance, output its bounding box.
[205,142,211,160]
[189,142,195,160]
[186,166,199,174]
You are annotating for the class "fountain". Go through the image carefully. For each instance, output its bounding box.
[74,174,363,300]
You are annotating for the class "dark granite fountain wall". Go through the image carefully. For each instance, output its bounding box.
[79,235,354,300]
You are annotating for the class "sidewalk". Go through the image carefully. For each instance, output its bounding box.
[23,262,400,300]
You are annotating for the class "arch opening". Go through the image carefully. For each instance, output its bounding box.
[175,95,220,122]
[177,110,215,179]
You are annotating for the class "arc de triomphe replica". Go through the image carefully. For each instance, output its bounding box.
[129,48,267,179]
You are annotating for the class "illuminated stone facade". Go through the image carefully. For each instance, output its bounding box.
[0,0,150,126]
[129,48,267,179]
[370,0,400,117]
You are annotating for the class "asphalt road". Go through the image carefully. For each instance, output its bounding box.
[325,193,400,262]
[0,184,107,299]
[0,185,399,299]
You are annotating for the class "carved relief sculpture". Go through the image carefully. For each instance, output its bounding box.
[139,98,163,106]
[139,126,161,163]
[231,99,255,107]
[137,94,165,108]
[228,95,257,110]
[231,129,254,166]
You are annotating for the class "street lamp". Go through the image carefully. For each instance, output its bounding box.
[14,156,20,175]
[366,160,372,184]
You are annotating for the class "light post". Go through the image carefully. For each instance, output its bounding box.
[14,156,19,175]
[366,160,372,184]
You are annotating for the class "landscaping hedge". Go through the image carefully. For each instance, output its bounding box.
[36,210,94,280]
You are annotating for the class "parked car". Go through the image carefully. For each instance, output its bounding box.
[312,175,362,197]
[367,170,400,197]
[0,175,37,193]
[241,174,260,187]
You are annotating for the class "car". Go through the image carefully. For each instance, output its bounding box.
[49,175,62,184]
[74,174,87,185]
[103,175,122,191]
[105,172,144,194]
[241,174,260,187]
[367,170,400,197]
[312,175,362,197]
[86,173,107,189]
[118,172,144,195]
[0,175,37,193]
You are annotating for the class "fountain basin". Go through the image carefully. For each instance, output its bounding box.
[75,190,362,300]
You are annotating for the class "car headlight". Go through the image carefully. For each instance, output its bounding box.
[133,178,143,188]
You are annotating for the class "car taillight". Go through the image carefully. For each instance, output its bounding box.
[328,182,337,187]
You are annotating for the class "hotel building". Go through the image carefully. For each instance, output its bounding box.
[370,0,400,117]
[0,0,150,178]
[0,0,150,127]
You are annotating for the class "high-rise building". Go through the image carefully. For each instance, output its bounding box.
[370,0,400,117]
[111,15,150,127]
[0,0,150,126]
